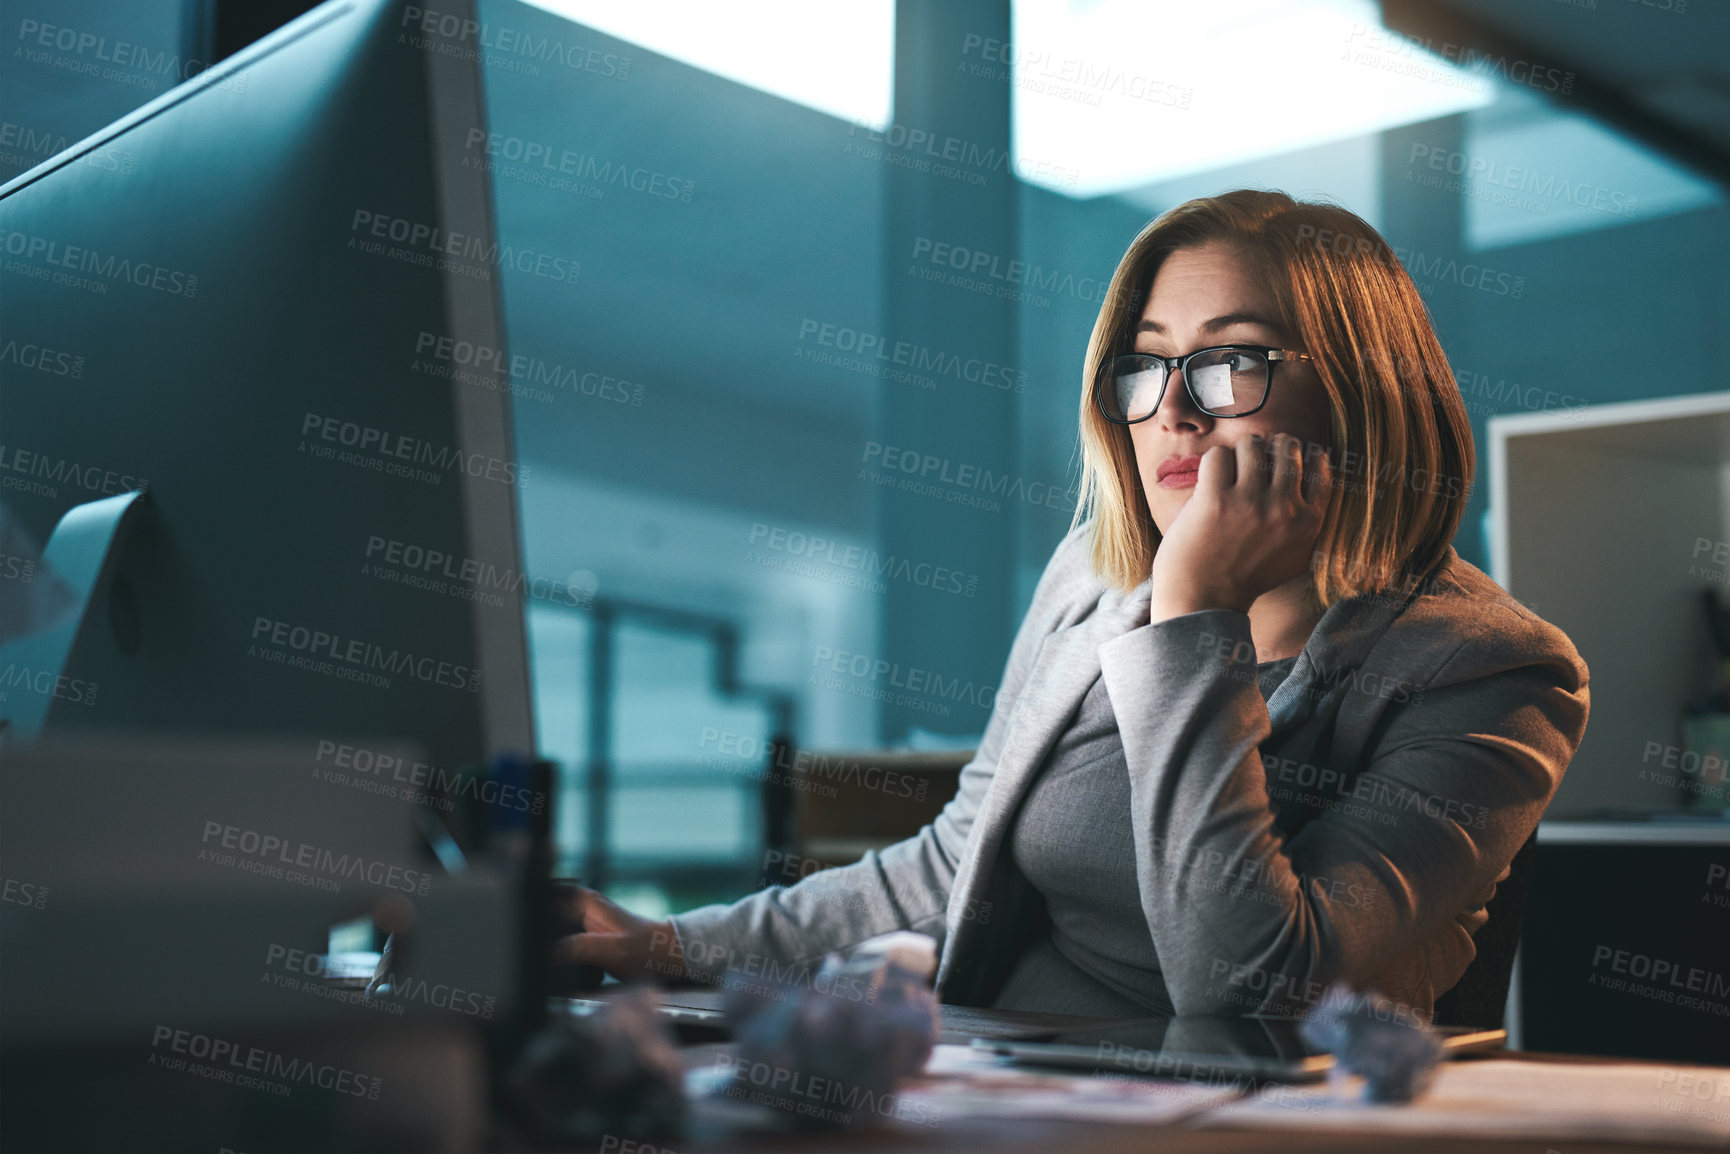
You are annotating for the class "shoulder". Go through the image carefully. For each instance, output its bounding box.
[1372,548,1588,695]
[1045,517,1104,584]
[1030,517,1110,610]
[1001,519,1115,648]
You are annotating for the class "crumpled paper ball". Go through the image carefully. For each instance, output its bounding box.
[1299,981,1444,1103]
[504,984,686,1143]
[718,931,941,1129]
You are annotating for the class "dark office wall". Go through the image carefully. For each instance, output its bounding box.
[212,0,322,61]
[0,0,203,184]
[10,0,1726,873]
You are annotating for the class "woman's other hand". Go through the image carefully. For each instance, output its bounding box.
[550,882,692,986]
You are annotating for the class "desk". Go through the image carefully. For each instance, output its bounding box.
[574,987,1730,1154]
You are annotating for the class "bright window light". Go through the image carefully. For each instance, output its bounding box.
[517,0,896,129]
[1009,0,1496,197]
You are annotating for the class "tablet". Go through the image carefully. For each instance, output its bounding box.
[971,1017,1505,1085]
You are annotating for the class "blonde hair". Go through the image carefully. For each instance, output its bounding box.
[1073,189,1474,608]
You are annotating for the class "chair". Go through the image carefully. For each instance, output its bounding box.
[1432,829,1540,1028]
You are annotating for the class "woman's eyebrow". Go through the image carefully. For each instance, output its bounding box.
[1137,312,1282,336]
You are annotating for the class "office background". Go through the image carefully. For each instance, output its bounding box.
[5,0,1726,918]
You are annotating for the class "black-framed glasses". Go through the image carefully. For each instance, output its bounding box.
[1095,345,1314,424]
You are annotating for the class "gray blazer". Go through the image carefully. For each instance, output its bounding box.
[669,520,1590,1018]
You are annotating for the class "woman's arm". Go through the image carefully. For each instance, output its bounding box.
[1099,597,1589,1016]
[592,522,1097,984]
[1110,432,1586,1017]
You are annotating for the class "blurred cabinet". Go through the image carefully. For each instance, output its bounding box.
[1515,821,1730,1063]
[1488,392,1730,816]
[789,749,970,867]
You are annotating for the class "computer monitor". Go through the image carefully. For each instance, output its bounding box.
[0,0,533,769]
[0,2,549,1147]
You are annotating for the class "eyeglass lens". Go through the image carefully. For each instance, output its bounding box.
[1109,349,1268,420]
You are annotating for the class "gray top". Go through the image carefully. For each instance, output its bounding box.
[993,660,1297,1017]
[669,520,1590,1020]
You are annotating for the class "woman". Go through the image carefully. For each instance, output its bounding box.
[557,190,1590,1022]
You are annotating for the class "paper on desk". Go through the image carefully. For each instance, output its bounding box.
[1200,1058,1730,1147]
[891,1043,1247,1125]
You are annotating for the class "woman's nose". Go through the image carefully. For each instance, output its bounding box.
[1156,367,1211,430]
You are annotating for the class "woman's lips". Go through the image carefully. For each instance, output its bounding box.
[1155,453,1203,489]
[1157,468,1199,489]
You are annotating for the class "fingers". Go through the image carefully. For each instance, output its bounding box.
[1198,442,1237,490]
[551,883,641,940]
[1301,441,1332,506]
[553,931,614,969]
[1225,433,1289,496]
[554,930,645,983]
[551,881,597,930]
[1230,437,1262,491]
[1266,433,1304,497]
[1235,433,1326,507]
